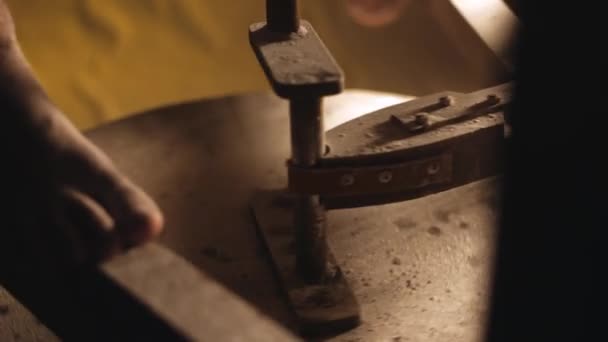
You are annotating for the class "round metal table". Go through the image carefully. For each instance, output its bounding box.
[1,89,499,341]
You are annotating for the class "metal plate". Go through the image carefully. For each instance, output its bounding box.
[251,191,361,336]
[288,153,454,196]
[249,20,344,98]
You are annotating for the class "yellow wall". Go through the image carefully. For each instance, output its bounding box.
[7,0,507,130]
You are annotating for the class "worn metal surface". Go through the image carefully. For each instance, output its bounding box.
[103,244,300,342]
[250,80,506,336]
[302,85,507,209]
[1,239,299,341]
[390,94,507,134]
[1,89,499,341]
[324,176,499,342]
[85,90,497,341]
[251,1,348,298]
[324,84,510,159]
[249,20,344,98]
[0,289,59,342]
[289,153,454,199]
[287,84,510,204]
[252,191,361,336]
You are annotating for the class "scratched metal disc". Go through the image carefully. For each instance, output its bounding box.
[0,90,498,341]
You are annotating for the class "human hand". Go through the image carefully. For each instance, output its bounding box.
[1,0,163,268]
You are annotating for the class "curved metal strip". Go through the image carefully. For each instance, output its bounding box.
[287,83,511,209]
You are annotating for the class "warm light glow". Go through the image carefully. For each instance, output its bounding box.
[325,90,413,130]
[345,0,412,27]
[446,0,519,69]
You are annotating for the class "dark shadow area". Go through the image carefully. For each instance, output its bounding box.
[486,2,598,341]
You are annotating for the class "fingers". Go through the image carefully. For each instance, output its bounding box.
[19,179,159,269]
[33,113,164,256]
[59,188,121,265]
[57,140,164,249]
[94,174,164,247]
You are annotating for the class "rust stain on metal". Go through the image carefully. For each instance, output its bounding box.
[288,153,453,197]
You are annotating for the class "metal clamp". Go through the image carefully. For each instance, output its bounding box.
[288,154,453,196]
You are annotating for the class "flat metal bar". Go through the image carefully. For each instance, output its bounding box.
[289,153,454,196]
[391,94,506,133]
[0,242,300,341]
[298,84,511,209]
[249,20,344,98]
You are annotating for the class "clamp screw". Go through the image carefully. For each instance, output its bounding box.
[378,171,393,183]
[486,94,500,106]
[408,112,431,133]
[340,174,355,187]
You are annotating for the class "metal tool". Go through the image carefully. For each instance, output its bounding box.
[251,0,343,283]
[250,0,512,336]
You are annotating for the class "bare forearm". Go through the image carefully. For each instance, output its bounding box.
[0,0,60,135]
[0,0,16,47]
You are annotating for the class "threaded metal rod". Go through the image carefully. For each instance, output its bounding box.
[289,97,328,282]
[289,97,324,166]
[266,0,300,33]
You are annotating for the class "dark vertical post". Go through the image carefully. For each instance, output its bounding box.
[266,0,300,33]
[289,97,328,281]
